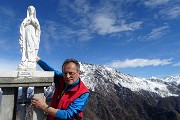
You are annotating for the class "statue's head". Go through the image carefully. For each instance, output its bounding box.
[27,6,36,19]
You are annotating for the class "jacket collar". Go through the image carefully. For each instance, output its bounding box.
[66,78,80,91]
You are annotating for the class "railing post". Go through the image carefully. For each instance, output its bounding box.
[0,87,18,120]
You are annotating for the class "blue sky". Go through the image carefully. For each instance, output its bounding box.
[0,0,180,78]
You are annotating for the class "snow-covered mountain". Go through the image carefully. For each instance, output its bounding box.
[163,75,180,86]
[79,62,179,97]
[79,62,180,120]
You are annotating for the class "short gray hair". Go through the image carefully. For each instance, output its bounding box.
[62,58,80,71]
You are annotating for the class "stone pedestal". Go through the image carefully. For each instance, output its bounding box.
[0,71,54,120]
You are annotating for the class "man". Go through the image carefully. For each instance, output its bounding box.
[32,57,90,120]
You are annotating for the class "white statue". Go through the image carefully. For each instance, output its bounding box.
[18,6,41,71]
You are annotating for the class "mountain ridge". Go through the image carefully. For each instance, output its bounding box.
[79,62,179,97]
[78,62,180,120]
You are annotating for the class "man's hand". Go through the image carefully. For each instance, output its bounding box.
[36,56,40,62]
[32,96,48,111]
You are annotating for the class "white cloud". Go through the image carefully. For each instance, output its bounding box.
[0,39,6,50]
[144,0,170,7]
[141,26,169,41]
[57,0,144,38]
[0,38,11,51]
[106,58,172,68]
[0,6,15,18]
[58,0,90,14]
[173,62,180,67]
[92,14,143,35]
[42,20,61,40]
[77,29,93,41]
[0,26,10,32]
[42,21,91,43]
[159,6,180,19]
[74,0,90,13]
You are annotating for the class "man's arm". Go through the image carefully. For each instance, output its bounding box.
[55,93,90,119]
[33,92,90,119]
[36,56,63,87]
[36,57,60,74]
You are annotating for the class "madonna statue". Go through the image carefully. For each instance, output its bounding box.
[18,6,41,71]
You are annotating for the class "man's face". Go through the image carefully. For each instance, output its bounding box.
[62,62,80,85]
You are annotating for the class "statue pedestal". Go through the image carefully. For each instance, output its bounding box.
[0,71,54,120]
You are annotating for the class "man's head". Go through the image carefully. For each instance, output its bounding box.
[62,58,80,85]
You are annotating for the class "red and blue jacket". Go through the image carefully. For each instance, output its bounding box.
[37,59,90,120]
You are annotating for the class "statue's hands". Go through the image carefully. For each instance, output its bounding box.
[24,18,31,27]
[31,18,35,23]
[31,18,39,27]
[27,18,31,23]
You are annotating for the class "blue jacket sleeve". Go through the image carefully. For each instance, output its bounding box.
[37,59,63,87]
[55,92,90,119]
[37,59,61,75]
